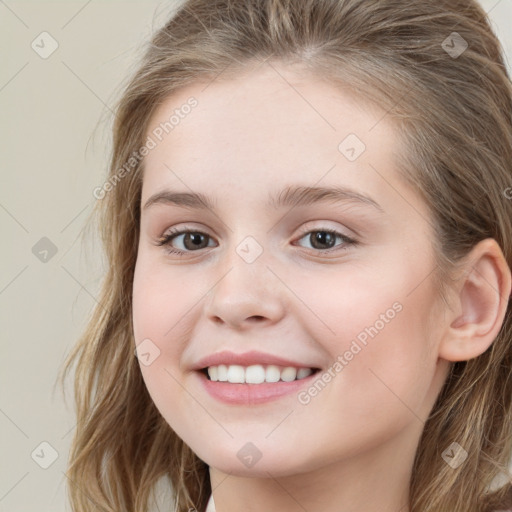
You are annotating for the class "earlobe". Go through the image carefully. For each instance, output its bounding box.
[438,238,512,363]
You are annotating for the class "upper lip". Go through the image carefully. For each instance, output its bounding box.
[192,350,320,370]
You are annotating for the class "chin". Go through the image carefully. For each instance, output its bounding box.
[198,442,310,478]
[208,458,300,478]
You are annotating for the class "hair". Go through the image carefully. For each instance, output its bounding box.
[58,0,512,511]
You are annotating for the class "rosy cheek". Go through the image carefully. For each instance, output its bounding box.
[133,263,187,330]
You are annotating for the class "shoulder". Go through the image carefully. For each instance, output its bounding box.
[205,494,216,512]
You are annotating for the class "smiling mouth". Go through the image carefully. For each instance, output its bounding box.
[199,364,321,384]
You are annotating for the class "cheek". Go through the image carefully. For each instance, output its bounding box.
[273,268,439,468]
[132,258,205,414]
[291,259,438,414]
[132,255,205,344]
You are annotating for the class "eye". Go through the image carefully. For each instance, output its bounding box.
[294,228,357,254]
[156,227,216,255]
[156,226,357,257]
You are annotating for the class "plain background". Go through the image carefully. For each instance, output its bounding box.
[1,1,511,510]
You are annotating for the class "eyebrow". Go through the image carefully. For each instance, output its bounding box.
[142,185,384,213]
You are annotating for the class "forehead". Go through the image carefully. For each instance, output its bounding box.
[141,61,408,213]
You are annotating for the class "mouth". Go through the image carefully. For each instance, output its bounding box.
[199,364,322,384]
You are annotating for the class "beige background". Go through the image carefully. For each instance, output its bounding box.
[1,1,511,510]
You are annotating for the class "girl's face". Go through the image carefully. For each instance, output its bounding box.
[132,61,451,478]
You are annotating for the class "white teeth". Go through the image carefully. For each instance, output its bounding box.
[280,367,297,382]
[205,364,315,384]
[265,365,281,383]
[246,365,265,384]
[217,364,228,382]
[227,365,245,383]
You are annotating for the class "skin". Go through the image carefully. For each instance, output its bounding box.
[132,60,511,512]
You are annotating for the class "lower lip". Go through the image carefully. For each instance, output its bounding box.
[196,370,319,405]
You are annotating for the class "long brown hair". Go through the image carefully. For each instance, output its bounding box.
[59,1,512,511]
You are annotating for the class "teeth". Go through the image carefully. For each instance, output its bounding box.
[246,365,265,384]
[280,367,297,382]
[297,368,313,379]
[206,364,314,383]
[217,364,228,381]
[227,365,245,383]
[265,365,281,383]
[208,366,218,381]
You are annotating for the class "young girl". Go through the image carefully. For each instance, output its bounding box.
[60,1,512,511]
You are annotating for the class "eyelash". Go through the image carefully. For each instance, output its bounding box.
[156,226,358,257]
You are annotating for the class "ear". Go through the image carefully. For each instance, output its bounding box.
[438,238,512,362]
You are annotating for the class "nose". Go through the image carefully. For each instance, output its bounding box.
[203,256,286,330]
